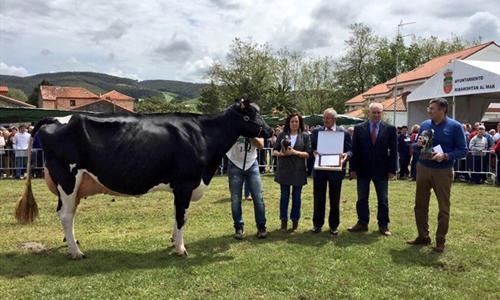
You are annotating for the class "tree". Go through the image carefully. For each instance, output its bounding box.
[27,80,52,107]
[5,88,28,102]
[295,56,339,114]
[334,23,379,100]
[135,96,194,113]
[204,38,277,114]
[197,82,223,114]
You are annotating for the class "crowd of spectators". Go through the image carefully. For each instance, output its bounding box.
[0,124,44,179]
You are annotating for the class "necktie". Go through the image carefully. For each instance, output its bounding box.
[371,123,376,144]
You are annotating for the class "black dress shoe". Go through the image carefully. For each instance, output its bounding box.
[329,228,338,235]
[347,223,368,232]
[310,226,322,233]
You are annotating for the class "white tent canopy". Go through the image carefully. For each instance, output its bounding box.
[406,60,500,127]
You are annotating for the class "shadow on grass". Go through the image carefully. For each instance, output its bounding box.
[389,246,441,267]
[259,227,380,248]
[0,233,244,278]
[213,197,231,204]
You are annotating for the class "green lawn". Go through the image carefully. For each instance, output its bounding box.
[162,92,177,102]
[0,175,498,299]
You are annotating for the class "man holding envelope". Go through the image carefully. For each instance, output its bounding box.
[408,97,468,252]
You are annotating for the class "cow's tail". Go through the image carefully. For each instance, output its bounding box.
[14,121,49,223]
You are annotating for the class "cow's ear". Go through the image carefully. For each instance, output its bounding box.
[241,98,250,109]
[238,98,248,109]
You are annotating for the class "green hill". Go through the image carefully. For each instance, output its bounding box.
[0,72,209,102]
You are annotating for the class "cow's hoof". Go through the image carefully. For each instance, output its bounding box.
[176,250,188,256]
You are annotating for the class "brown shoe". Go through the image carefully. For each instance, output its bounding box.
[291,220,299,233]
[406,236,431,245]
[379,227,391,236]
[280,219,288,231]
[434,241,445,252]
[347,223,368,232]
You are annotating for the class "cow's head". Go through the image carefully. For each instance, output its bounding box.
[228,98,273,139]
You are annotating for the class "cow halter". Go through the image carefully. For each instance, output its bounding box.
[227,106,264,137]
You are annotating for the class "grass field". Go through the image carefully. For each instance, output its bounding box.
[162,92,177,102]
[0,175,499,299]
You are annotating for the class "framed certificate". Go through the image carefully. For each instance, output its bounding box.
[318,154,341,167]
[314,131,344,171]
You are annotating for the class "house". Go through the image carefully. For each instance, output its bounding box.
[344,41,500,125]
[0,86,35,108]
[39,86,135,113]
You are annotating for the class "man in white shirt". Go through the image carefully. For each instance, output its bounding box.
[493,123,500,142]
[13,124,31,179]
[227,136,268,240]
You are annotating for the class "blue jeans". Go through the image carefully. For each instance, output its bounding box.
[279,185,302,220]
[227,160,267,230]
[355,177,390,227]
[244,179,250,197]
[14,156,28,178]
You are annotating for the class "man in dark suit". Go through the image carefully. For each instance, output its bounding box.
[310,108,352,235]
[348,102,398,236]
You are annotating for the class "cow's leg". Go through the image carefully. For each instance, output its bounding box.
[172,187,192,256]
[172,205,188,255]
[55,170,85,259]
[57,191,84,259]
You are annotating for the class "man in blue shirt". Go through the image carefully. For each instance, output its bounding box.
[407,98,468,253]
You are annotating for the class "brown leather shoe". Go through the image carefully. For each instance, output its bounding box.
[406,236,431,245]
[434,241,445,252]
[347,223,368,232]
[379,227,391,236]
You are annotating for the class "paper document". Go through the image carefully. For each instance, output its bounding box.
[433,144,443,153]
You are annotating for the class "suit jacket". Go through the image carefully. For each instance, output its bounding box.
[311,125,352,181]
[350,121,398,180]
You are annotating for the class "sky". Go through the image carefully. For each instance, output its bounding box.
[0,0,499,83]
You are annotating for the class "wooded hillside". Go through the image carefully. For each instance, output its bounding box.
[0,72,208,101]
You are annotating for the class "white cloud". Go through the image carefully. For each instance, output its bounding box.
[0,0,498,83]
[108,68,141,81]
[180,56,215,82]
[0,62,30,77]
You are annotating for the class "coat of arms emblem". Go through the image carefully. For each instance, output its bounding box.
[443,69,453,94]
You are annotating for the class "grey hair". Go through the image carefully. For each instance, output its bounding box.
[324,108,337,118]
[369,102,383,110]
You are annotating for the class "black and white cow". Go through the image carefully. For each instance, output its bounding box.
[15,98,272,259]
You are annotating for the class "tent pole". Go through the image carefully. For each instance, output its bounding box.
[452,95,455,119]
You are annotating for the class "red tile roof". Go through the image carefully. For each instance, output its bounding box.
[380,93,407,111]
[40,86,99,100]
[344,108,364,117]
[345,41,498,105]
[0,86,9,93]
[346,82,390,104]
[386,41,496,85]
[100,90,134,101]
[0,95,36,107]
